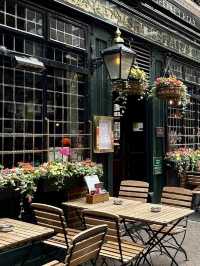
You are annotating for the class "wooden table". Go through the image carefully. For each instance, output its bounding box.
[63,196,142,212]
[63,198,194,266]
[0,218,54,264]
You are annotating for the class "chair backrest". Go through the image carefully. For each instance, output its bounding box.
[65,224,107,266]
[82,210,121,242]
[119,180,149,202]
[31,203,68,245]
[161,186,193,209]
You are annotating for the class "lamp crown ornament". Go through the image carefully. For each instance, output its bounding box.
[114,28,124,44]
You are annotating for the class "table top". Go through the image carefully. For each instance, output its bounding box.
[0,218,54,252]
[63,197,194,225]
[117,203,194,225]
[62,196,142,214]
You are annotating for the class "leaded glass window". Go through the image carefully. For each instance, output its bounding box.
[0,0,43,36]
[168,87,200,150]
[50,17,86,49]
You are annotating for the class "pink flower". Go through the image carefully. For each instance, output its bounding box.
[59,147,71,157]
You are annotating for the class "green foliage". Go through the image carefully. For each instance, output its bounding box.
[0,160,103,197]
[165,148,200,175]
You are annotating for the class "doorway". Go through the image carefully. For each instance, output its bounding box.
[113,94,147,195]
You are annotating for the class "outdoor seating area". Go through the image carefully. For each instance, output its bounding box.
[0,180,195,265]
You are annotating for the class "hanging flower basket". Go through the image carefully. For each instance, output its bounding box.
[126,66,147,95]
[154,76,188,102]
[127,80,146,95]
[112,81,127,92]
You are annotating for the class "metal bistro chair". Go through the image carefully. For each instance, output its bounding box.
[43,224,108,266]
[83,209,144,266]
[119,180,149,243]
[31,203,81,253]
[149,186,193,262]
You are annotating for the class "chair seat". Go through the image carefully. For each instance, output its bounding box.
[43,260,64,266]
[100,240,144,263]
[150,224,186,235]
[44,228,80,249]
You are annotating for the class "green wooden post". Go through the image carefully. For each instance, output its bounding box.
[150,49,166,202]
[89,27,114,194]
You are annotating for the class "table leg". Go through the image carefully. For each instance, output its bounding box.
[20,242,34,266]
[136,218,183,266]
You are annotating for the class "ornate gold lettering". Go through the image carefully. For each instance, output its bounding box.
[62,0,200,63]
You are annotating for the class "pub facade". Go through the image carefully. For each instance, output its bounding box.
[0,0,200,200]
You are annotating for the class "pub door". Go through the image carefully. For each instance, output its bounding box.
[113,94,148,195]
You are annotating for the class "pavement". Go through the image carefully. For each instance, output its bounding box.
[144,212,200,266]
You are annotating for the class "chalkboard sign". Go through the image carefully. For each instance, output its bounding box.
[153,157,163,175]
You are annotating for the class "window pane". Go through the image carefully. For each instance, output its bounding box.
[0,1,4,11]
[36,24,42,36]
[15,71,24,86]
[4,34,14,50]
[27,9,36,22]
[6,0,15,15]
[27,22,36,34]
[17,18,25,31]
[6,14,15,27]
[36,13,42,24]
[4,86,13,101]
[4,69,14,85]
[4,103,14,118]
[25,40,33,55]
[15,37,24,53]
[17,5,25,18]
[0,12,5,24]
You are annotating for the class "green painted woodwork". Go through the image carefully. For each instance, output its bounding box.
[150,49,166,202]
[89,26,114,194]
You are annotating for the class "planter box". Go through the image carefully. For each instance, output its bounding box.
[166,168,180,186]
[0,188,21,218]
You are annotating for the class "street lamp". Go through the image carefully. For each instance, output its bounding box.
[101,28,136,82]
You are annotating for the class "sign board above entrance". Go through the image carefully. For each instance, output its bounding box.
[150,0,199,29]
[56,0,200,63]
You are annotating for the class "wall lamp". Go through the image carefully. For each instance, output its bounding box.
[0,45,45,72]
[92,28,137,82]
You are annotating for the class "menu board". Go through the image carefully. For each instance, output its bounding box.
[94,116,114,153]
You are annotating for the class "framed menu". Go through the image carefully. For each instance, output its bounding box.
[93,116,114,153]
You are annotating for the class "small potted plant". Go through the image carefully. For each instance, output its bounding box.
[154,76,188,104]
[127,66,147,95]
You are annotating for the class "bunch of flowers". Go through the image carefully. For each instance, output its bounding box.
[129,66,147,83]
[165,148,200,174]
[69,160,103,178]
[126,66,148,96]
[0,164,40,197]
[152,76,188,105]
[155,76,183,89]
[0,160,103,196]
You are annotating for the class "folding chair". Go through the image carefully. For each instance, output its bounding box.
[149,186,193,262]
[31,203,80,252]
[119,180,149,243]
[43,224,107,266]
[83,209,144,266]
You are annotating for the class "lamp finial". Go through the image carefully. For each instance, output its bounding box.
[114,28,124,44]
